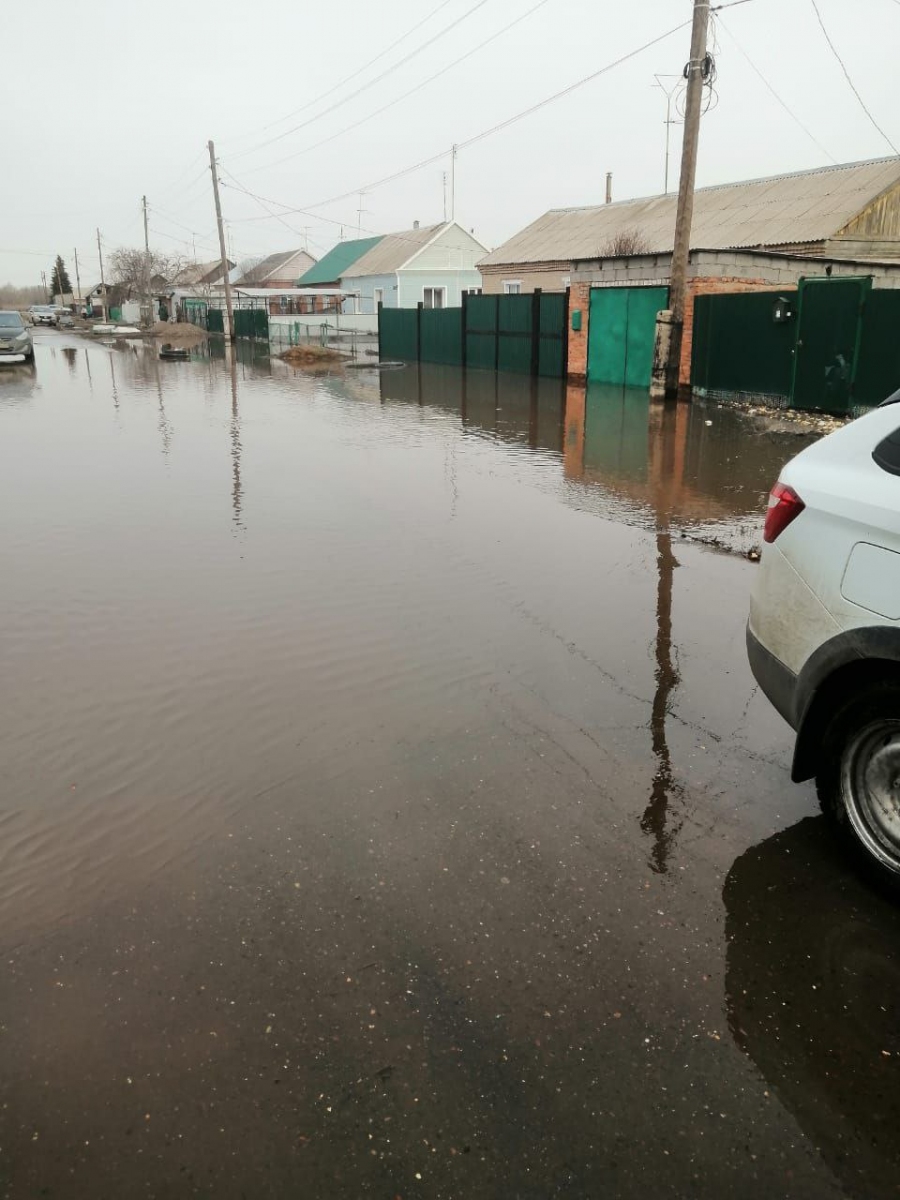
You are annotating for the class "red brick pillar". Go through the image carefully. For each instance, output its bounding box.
[567,282,591,383]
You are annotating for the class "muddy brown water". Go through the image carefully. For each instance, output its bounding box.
[0,334,896,1200]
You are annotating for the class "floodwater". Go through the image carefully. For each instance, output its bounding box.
[0,332,896,1200]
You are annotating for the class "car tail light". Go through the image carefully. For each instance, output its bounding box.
[764,482,805,543]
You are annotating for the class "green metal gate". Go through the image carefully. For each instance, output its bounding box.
[234,308,268,339]
[588,286,668,388]
[791,277,871,413]
[207,307,224,334]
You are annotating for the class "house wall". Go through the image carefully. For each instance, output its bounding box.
[479,262,573,294]
[409,224,486,271]
[340,273,397,314]
[837,179,900,240]
[397,269,482,309]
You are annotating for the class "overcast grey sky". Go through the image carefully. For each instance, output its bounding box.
[3,0,897,286]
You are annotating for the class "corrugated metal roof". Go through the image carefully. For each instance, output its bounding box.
[297,236,383,285]
[238,249,316,284]
[343,223,447,276]
[479,157,900,266]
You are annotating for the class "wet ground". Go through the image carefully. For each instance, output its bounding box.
[1,330,898,1200]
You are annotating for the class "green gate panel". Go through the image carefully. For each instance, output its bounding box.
[497,294,532,374]
[588,287,667,387]
[207,308,224,334]
[420,308,462,366]
[588,289,628,384]
[538,293,566,378]
[623,287,668,388]
[466,295,498,370]
[691,291,795,397]
[379,308,418,361]
[855,289,900,409]
[234,308,268,339]
[791,277,871,413]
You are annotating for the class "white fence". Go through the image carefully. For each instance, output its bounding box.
[268,313,378,337]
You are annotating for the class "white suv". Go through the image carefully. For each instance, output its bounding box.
[748,394,900,886]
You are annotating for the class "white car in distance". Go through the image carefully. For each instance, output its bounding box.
[748,392,900,887]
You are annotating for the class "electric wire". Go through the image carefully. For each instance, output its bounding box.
[232,0,456,139]
[244,0,553,174]
[230,0,491,161]
[809,0,898,154]
[715,14,836,162]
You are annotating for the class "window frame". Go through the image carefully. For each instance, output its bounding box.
[503,280,522,295]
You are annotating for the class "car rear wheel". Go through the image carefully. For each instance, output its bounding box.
[817,680,900,886]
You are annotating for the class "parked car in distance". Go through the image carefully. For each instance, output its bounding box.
[0,311,35,362]
[29,305,57,326]
[748,392,900,886]
[56,308,75,328]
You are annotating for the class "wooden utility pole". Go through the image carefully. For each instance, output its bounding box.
[41,270,48,304]
[142,194,153,327]
[96,228,107,321]
[651,0,710,400]
[73,247,82,312]
[208,140,235,341]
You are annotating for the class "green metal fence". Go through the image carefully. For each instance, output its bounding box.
[234,308,269,340]
[691,291,795,402]
[207,307,224,335]
[692,279,900,413]
[856,289,900,408]
[379,290,568,378]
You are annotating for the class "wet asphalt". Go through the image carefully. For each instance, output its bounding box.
[0,330,897,1199]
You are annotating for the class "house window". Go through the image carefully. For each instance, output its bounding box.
[423,286,446,309]
[374,287,384,308]
[503,281,522,295]
[466,287,483,295]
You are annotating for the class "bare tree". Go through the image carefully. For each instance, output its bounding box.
[0,282,45,309]
[108,247,188,299]
[600,228,651,258]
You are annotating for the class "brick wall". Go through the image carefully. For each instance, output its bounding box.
[567,282,591,381]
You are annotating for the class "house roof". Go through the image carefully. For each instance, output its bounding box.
[343,223,448,276]
[175,259,231,286]
[479,157,900,266]
[297,236,383,285]
[238,249,316,284]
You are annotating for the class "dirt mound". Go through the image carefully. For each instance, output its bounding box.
[279,345,343,370]
[152,322,207,346]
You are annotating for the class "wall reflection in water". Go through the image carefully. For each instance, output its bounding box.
[379,363,566,454]
[725,817,900,1199]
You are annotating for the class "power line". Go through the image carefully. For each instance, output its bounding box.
[231,0,491,162]
[227,15,691,222]
[715,14,837,162]
[809,0,898,154]
[244,0,553,175]
[234,0,456,140]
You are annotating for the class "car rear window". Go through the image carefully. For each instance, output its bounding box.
[873,426,900,476]
[0,313,23,328]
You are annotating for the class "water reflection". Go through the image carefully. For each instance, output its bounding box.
[61,347,77,373]
[379,363,566,454]
[725,818,900,1199]
[228,348,244,531]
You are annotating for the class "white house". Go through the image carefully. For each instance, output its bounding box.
[298,222,487,314]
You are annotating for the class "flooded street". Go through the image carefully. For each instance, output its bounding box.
[1,332,898,1199]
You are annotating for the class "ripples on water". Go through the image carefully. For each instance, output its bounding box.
[0,341,815,940]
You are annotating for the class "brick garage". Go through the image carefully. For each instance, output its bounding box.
[567,248,900,386]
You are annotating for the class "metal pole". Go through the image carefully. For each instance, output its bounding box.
[450,144,457,222]
[652,0,710,400]
[97,228,107,321]
[208,140,235,342]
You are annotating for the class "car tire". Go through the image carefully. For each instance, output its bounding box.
[816,679,900,888]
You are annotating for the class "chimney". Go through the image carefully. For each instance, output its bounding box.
[605,172,613,205]
[413,220,420,230]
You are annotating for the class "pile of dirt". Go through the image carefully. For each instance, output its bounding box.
[152,322,207,346]
[278,345,343,370]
